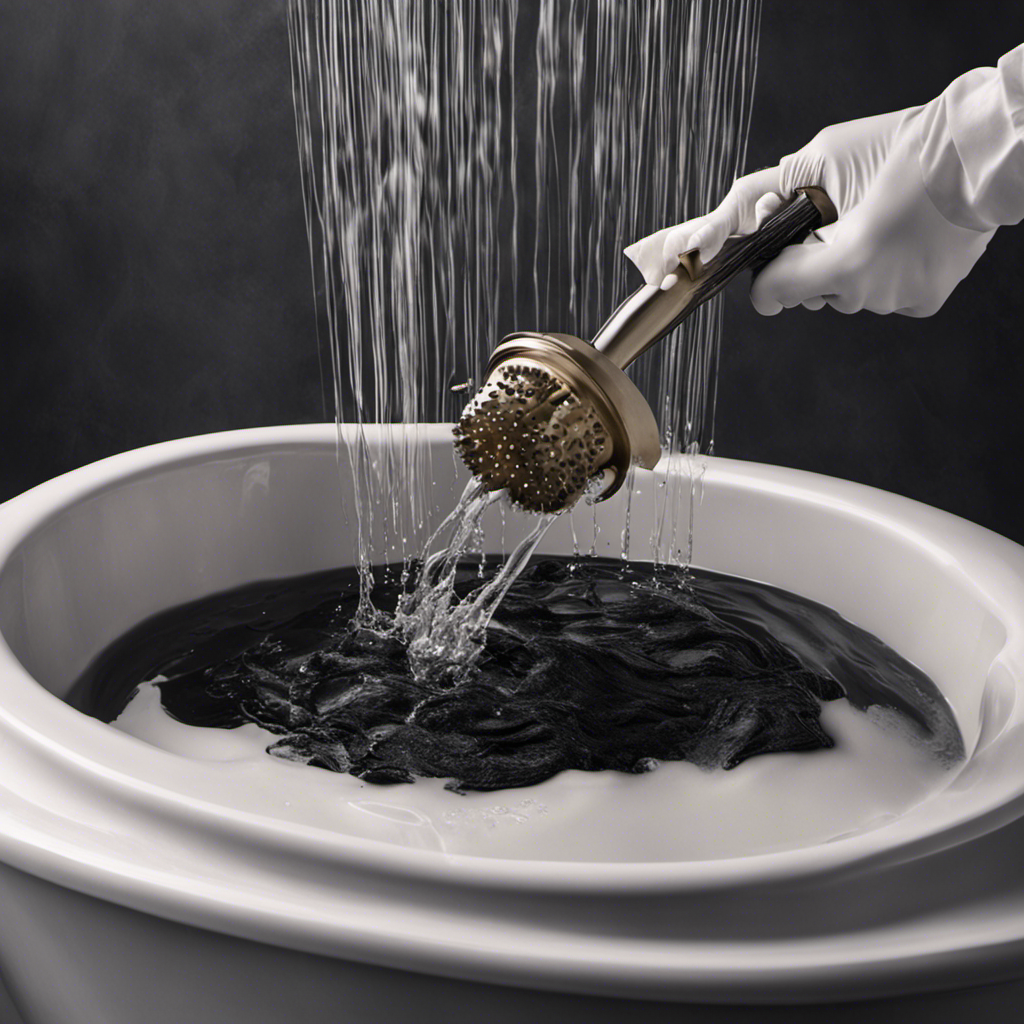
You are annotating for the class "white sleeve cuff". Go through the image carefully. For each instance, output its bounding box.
[918,42,1024,231]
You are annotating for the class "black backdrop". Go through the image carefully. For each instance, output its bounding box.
[2,0,1023,541]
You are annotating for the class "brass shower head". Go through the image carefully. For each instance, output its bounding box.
[455,187,837,513]
[454,333,660,513]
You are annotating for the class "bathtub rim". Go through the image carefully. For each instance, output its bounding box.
[3,424,1024,1002]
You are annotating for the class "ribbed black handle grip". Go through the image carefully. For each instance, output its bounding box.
[681,189,826,306]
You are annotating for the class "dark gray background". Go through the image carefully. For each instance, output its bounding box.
[1,0,1023,541]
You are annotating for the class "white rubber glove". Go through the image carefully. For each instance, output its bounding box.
[625,109,994,317]
[626,43,1024,317]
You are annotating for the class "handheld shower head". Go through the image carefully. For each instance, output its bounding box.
[455,187,837,513]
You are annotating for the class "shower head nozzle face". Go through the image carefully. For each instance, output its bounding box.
[454,361,611,514]
[454,332,660,515]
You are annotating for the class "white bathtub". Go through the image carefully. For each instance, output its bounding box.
[3,424,1024,1023]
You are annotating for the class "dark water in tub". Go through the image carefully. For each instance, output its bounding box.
[68,556,963,794]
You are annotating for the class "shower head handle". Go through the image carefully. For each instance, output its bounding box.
[592,186,837,370]
[453,187,835,514]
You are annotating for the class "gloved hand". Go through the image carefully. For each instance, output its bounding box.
[625,107,996,317]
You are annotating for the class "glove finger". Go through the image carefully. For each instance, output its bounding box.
[802,296,827,311]
[825,294,864,315]
[754,192,784,229]
[749,241,848,315]
[626,213,717,285]
[895,301,943,318]
[660,218,707,279]
[624,226,684,285]
[686,166,784,262]
[626,168,786,284]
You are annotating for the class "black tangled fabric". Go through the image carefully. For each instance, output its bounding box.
[141,558,846,793]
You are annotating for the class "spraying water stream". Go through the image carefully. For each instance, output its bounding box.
[287,0,762,668]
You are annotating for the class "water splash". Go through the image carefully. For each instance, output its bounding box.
[395,479,556,678]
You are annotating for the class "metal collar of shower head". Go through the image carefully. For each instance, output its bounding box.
[483,331,661,503]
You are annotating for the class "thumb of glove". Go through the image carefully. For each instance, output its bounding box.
[624,166,784,286]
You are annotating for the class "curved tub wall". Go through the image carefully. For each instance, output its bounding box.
[1,444,356,697]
